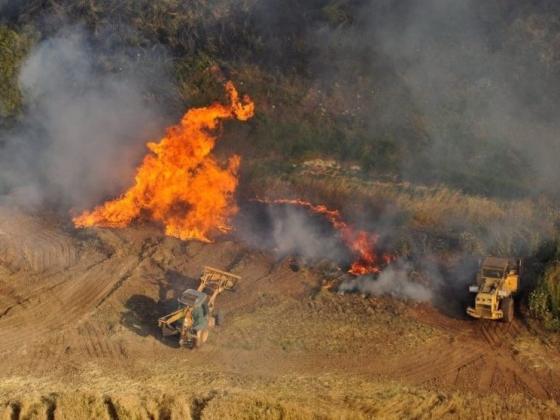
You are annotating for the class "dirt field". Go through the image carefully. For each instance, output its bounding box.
[1,206,560,419]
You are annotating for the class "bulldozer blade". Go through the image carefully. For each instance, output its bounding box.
[202,266,241,290]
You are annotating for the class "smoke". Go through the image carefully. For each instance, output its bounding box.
[339,260,433,302]
[0,27,170,210]
[234,200,447,302]
[337,254,481,307]
[235,202,350,263]
[0,2,546,295]
[309,0,560,197]
[269,206,343,260]
[0,0,13,10]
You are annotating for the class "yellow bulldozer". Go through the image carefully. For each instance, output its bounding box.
[158,266,240,348]
[467,257,520,322]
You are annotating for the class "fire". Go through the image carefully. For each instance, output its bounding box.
[73,81,255,242]
[257,198,395,275]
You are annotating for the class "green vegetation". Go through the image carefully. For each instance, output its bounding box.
[2,0,560,198]
[530,258,560,330]
[0,26,33,119]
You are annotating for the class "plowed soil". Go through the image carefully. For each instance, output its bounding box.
[1,206,560,419]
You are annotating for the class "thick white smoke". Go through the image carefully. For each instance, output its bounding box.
[235,203,349,263]
[0,27,169,210]
[339,260,434,302]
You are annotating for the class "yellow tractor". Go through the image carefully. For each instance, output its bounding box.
[158,266,240,348]
[467,257,520,322]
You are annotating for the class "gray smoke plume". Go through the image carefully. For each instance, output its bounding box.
[339,260,435,302]
[0,27,170,210]
[235,203,350,263]
[269,205,344,261]
[310,0,560,197]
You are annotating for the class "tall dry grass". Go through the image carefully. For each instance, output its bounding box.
[247,168,558,256]
[2,381,559,419]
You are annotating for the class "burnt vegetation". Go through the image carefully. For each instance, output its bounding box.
[2,1,560,326]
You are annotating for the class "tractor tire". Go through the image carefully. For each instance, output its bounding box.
[180,337,195,349]
[502,297,514,323]
[196,329,209,347]
[215,310,224,327]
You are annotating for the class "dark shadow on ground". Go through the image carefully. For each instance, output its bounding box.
[432,256,479,320]
[433,283,473,320]
[165,270,199,295]
[120,294,180,348]
[120,272,199,348]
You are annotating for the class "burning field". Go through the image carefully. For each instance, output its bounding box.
[1,82,560,418]
[2,201,560,418]
[4,2,560,414]
[252,198,395,276]
[73,81,254,242]
[72,81,395,280]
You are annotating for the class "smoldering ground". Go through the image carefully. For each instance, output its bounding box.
[336,255,482,318]
[338,260,434,302]
[0,26,171,210]
[234,200,451,304]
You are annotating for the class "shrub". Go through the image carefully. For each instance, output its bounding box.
[0,25,34,118]
[529,262,560,330]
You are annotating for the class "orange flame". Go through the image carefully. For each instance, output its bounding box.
[257,198,395,275]
[73,81,255,242]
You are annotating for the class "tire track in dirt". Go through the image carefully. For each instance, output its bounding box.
[474,320,550,399]
[1,209,559,407]
[75,321,128,361]
[0,254,140,356]
[476,358,496,389]
[389,345,484,385]
[0,271,81,321]
[0,208,78,272]
[390,305,556,400]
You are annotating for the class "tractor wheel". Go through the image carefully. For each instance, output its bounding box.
[196,329,209,347]
[180,337,195,349]
[193,328,208,348]
[502,297,514,323]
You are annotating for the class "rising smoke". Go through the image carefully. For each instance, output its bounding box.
[311,0,560,196]
[295,0,560,299]
[235,202,445,303]
[1,1,551,302]
[234,202,350,263]
[0,27,169,210]
[338,260,433,302]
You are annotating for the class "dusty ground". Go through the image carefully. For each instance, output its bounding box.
[1,206,560,419]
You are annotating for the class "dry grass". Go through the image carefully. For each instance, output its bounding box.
[2,375,559,419]
[2,287,557,419]
[248,166,558,256]
[216,291,440,355]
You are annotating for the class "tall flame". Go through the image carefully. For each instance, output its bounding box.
[257,198,395,275]
[73,81,255,242]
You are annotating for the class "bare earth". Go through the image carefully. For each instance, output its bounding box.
[1,207,560,419]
